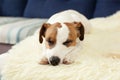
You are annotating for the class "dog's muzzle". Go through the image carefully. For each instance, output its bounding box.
[49,56,60,66]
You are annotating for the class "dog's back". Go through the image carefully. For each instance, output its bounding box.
[47,10,92,33]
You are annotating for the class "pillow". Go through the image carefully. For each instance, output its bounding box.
[24,0,96,19]
[0,17,47,44]
[94,0,120,17]
[1,0,27,16]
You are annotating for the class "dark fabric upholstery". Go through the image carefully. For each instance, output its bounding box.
[0,0,120,18]
[24,0,96,19]
[0,0,3,15]
[1,0,27,16]
[0,43,13,54]
[94,0,120,17]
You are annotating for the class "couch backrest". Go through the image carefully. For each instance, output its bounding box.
[0,0,3,15]
[0,0,27,16]
[94,0,120,17]
[0,0,120,18]
[24,0,96,19]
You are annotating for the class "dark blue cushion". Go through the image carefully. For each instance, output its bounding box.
[24,0,96,19]
[94,0,120,17]
[0,0,3,15]
[1,0,27,16]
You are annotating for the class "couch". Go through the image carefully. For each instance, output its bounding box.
[0,0,120,54]
[2,10,120,80]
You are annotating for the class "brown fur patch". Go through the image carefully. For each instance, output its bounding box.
[64,22,78,47]
[39,57,49,65]
[45,23,61,49]
[63,59,73,64]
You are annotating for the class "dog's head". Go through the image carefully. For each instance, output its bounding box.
[39,22,84,66]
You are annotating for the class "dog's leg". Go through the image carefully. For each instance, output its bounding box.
[39,57,49,65]
[39,54,49,65]
[63,45,81,65]
[63,52,75,64]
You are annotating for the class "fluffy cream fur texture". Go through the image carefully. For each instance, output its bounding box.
[1,11,120,80]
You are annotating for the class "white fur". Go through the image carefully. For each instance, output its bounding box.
[42,23,82,63]
[48,10,91,33]
[42,23,70,63]
[42,10,91,64]
[57,23,69,43]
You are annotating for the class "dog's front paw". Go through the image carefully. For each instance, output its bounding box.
[63,58,74,65]
[39,57,49,65]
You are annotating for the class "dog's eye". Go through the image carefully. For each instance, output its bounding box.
[63,40,73,46]
[47,38,55,45]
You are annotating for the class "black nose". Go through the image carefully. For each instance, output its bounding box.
[49,56,60,66]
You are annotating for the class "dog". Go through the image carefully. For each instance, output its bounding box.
[39,10,91,66]
[0,10,91,75]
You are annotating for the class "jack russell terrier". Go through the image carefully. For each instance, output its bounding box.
[39,10,91,66]
[0,10,91,75]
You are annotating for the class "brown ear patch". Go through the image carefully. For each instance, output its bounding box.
[39,22,61,44]
[53,22,62,28]
[73,22,84,41]
[64,22,78,47]
[45,23,61,49]
[64,22,84,41]
[39,23,51,43]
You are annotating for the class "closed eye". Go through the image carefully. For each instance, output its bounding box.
[63,40,73,46]
[46,38,55,45]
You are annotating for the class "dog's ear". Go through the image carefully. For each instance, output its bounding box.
[73,22,84,41]
[39,23,51,43]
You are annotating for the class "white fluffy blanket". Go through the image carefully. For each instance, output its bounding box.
[1,11,120,80]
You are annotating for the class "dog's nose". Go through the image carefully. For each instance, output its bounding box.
[49,56,60,66]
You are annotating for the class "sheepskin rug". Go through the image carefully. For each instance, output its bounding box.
[1,11,120,80]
